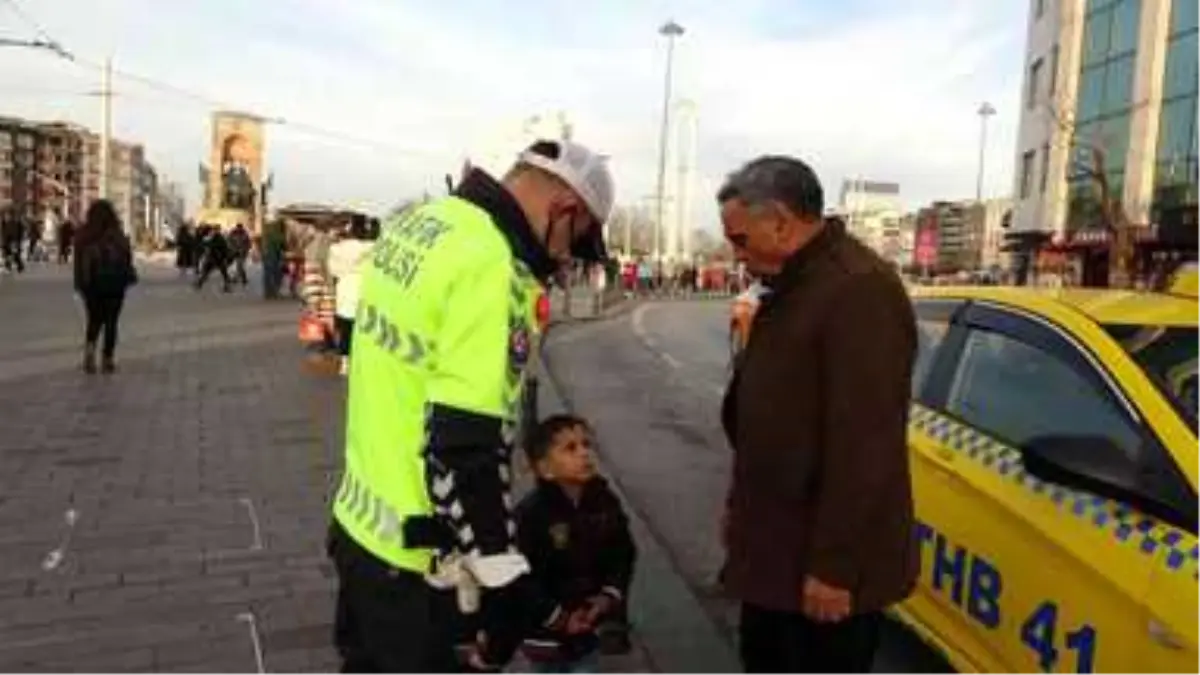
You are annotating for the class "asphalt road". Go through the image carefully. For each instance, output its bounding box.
[543,300,952,673]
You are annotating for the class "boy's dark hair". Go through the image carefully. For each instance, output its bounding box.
[525,413,590,464]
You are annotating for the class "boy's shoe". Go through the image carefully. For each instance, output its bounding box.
[101,358,116,374]
[339,357,349,376]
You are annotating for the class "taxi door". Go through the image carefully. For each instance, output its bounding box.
[910,302,1156,673]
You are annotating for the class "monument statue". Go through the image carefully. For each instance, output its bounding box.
[222,161,255,210]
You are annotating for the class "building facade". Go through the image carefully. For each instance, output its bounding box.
[35,122,86,223]
[0,117,43,222]
[838,178,903,259]
[1010,0,1197,280]
[915,200,988,273]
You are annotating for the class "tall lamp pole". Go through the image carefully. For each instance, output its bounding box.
[653,20,684,265]
[975,102,996,202]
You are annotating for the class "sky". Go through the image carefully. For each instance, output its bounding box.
[0,0,1029,229]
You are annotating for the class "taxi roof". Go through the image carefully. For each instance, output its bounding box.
[912,285,1198,328]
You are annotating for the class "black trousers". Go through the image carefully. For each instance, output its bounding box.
[335,316,354,357]
[82,291,126,359]
[739,603,882,673]
[196,259,231,290]
[328,523,461,673]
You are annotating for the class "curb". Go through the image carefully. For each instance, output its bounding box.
[534,328,741,674]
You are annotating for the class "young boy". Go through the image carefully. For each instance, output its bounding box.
[517,414,636,673]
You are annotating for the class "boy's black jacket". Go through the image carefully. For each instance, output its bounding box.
[516,476,636,661]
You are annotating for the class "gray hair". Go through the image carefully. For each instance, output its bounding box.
[716,155,824,219]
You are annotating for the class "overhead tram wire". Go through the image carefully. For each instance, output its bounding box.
[2,0,444,159]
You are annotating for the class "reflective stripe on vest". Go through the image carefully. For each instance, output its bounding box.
[335,466,406,548]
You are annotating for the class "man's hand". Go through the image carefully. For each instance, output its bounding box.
[801,575,852,623]
[564,607,596,635]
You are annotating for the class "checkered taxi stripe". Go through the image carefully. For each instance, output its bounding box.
[909,404,1199,580]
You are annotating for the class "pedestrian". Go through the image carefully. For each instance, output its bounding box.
[195,226,233,292]
[174,223,194,276]
[57,219,74,264]
[326,218,375,376]
[327,138,614,673]
[717,156,918,673]
[27,216,44,263]
[228,223,252,287]
[515,414,636,674]
[260,219,287,299]
[73,199,138,374]
[2,210,26,273]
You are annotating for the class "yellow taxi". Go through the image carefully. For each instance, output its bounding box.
[900,279,1197,673]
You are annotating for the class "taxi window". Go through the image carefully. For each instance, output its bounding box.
[913,320,948,398]
[1103,325,1198,433]
[946,328,1143,461]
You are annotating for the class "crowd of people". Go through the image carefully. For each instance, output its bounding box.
[1,210,75,273]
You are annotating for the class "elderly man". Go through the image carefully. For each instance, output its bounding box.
[718,156,918,673]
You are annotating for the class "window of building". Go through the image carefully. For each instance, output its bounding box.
[1102,53,1135,112]
[1156,96,1197,168]
[1035,0,1046,19]
[1077,64,1106,120]
[1039,143,1051,193]
[1109,0,1142,56]
[946,329,1142,457]
[1163,32,1199,99]
[1171,0,1198,35]
[1020,149,1036,198]
[1099,111,1132,166]
[1027,58,1044,109]
[1083,6,1114,65]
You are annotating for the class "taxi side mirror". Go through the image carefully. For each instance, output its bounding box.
[1022,434,1137,495]
[1022,435,1188,528]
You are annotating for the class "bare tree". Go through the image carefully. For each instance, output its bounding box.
[1046,101,1148,288]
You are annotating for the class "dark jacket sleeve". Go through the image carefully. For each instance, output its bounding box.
[597,490,637,601]
[806,271,916,591]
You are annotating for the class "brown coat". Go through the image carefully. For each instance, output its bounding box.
[721,222,919,616]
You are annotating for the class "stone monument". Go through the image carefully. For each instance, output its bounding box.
[196,111,266,233]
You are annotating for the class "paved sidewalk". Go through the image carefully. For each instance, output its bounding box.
[0,263,662,672]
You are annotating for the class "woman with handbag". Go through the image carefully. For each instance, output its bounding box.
[73,199,138,374]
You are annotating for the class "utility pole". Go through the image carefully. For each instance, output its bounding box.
[99,57,113,202]
[975,102,996,202]
[653,20,684,266]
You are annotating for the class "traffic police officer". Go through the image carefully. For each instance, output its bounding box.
[328,139,615,672]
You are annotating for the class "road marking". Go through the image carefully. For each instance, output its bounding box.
[236,611,267,673]
[41,508,79,571]
[630,304,683,369]
[238,498,264,551]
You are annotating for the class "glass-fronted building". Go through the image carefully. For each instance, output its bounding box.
[1010,0,1198,286]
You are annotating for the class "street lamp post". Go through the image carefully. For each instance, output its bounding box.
[975,102,996,202]
[654,20,684,266]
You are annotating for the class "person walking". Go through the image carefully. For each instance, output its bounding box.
[73,200,137,374]
[326,218,376,375]
[717,156,918,673]
[2,210,25,273]
[195,226,233,292]
[328,139,614,673]
[57,218,74,264]
[228,223,252,287]
[260,218,287,299]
